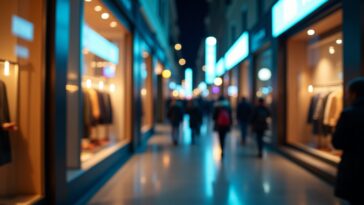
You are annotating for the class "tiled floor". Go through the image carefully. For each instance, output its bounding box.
[88,119,342,205]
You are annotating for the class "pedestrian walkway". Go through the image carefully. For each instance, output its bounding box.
[88,120,341,205]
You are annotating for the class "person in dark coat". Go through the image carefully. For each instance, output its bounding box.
[250,98,271,158]
[332,77,364,205]
[213,96,232,158]
[167,99,184,146]
[236,97,253,145]
[186,99,203,144]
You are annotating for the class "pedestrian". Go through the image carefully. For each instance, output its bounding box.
[250,98,271,158]
[167,99,184,146]
[186,99,203,144]
[213,96,232,158]
[332,77,364,205]
[236,97,253,145]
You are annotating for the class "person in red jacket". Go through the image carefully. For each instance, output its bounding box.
[213,96,232,158]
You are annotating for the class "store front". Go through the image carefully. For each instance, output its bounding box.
[286,10,343,162]
[65,0,134,203]
[0,0,46,203]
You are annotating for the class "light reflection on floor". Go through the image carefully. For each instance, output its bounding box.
[89,118,342,205]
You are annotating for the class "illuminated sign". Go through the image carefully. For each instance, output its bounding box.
[215,58,225,77]
[224,32,249,70]
[205,36,217,84]
[272,0,328,37]
[12,16,34,41]
[185,68,193,98]
[83,24,119,64]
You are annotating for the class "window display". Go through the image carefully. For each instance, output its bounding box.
[0,0,45,203]
[286,11,343,160]
[141,52,154,132]
[67,0,132,167]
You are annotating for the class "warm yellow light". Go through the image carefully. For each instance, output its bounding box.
[214,77,223,86]
[141,88,147,96]
[101,13,110,20]
[66,84,79,93]
[172,90,179,97]
[85,0,92,2]
[307,29,315,36]
[329,46,335,55]
[110,84,116,92]
[174,43,182,51]
[110,21,117,28]
[162,70,172,79]
[94,5,102,12]
[86,79,92,88]
[98,81,104,90]
[155,66,163,75]
[336,39,343,45]
[308,85,314,93]
[4,61,10,76]
[179,58,186,66]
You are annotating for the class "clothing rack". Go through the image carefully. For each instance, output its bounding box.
[0,59,18,65]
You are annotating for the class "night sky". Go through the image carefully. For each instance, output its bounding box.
[176,0,208,70]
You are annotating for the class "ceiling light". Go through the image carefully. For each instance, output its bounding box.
[329,46,335,55]
[258,68,272,81]
[307,29,315,36]
[174,43,182,51]
[179,58,186,66]
[101,13,110,20]
[214,77,223,86]
[110,21,117,28]
[336,39,343,45]
[94,5,102,12]
[85,0,92,2]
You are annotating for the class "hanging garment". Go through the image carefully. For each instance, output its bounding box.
[102,92,113,124]
[97,90,108,124]
[312,92,331,135]
[87,88,101,122]
[0,80,11,166]
[307,94,320,124]
[324,89,343,127]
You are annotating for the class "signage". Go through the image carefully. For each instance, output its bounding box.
[224,32,249,71]
[215,58,225,77]
[12,15,34,41]
[185,68,193,98]
[205,37,217,84]
[83,24,119,64]
[272,0,328,37]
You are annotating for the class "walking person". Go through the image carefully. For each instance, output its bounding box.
[167,99,184,146]
[186,99,203,144]
[332,77,364,205]
[236,97,253,145]
[250,98,271,158]
[213,96,232,158]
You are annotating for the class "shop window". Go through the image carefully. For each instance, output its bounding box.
[286,11,343,161]
[141,51,154,132]
[0,0,45,203]
[67,0,132,170]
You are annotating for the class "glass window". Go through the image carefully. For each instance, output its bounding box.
[286,11,343,161]
[67,0,132,169]
[0,0,46,203]
[141,51,154,132]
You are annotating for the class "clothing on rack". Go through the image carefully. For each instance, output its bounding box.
[82,88,114,139]
[0,80,11,166]
[308,88,343,135]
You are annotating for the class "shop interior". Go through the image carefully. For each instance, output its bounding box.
[67,0,132,171]
[141,51,154,133]
[286,11,343,162]
[0,0,45,203]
